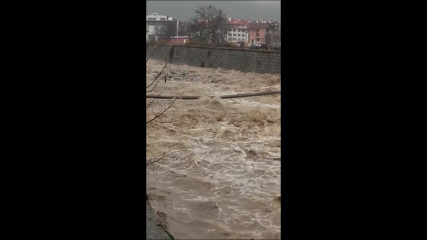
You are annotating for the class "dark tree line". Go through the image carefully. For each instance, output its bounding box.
[156,21,177,40]
[265,23,281,48]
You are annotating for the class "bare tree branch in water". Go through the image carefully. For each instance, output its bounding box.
[146,56,176,167]
[146,151,176,166]
[146,44,160,64]
[146,150,189,167]
[146,53,176,125]
[146,97,176,125]
[146,58,169,91]
[152,117,180,124]
[146,92,161,110]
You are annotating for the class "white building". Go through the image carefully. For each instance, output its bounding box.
[226,27,249,45]
[146,12,175,21]
[226,18,250,46]
[146,13,177,41]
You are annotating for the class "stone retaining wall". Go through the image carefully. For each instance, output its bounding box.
[146,45,281,74]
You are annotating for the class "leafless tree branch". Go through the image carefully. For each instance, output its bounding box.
[146,55,177,167]
[146,98,176,125]
[146,150,189,166]
[146,92,162,109]
[146,151,176,166]
[146,45,160,63]
[146,59,168,90]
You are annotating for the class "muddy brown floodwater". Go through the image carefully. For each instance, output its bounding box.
[146,59,281,239]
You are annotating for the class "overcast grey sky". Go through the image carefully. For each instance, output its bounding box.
[147,1,281,22]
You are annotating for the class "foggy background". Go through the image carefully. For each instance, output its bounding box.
[146,1,281,22]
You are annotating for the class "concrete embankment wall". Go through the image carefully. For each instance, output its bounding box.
[146,45,281,74]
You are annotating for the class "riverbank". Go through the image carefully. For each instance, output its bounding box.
[146,201,173,239]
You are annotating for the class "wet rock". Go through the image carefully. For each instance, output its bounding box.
[146,201,173,240]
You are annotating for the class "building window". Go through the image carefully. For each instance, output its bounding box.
[256,38,260,41]
[147,18,156,21]
[228,33,231,36]
[256,33,259,37]
[233,38,236,41]
[160,18,165,20]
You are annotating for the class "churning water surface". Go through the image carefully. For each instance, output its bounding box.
[146,59,281,239]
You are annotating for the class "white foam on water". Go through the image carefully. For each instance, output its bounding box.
[147,59,281,239]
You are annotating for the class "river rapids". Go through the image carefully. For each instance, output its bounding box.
[146,59,281,239]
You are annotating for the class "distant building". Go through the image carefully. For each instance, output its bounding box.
[223,17,281,48]
[146,13,178,41]
[249,23,268,47]
[268,21,281,48]
[167,36,189,45]
[146,12,175,21]
[226,18,250,46]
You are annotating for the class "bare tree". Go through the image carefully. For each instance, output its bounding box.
[178,21,191,36]
[189,5,227,44]
[266,23,281,49]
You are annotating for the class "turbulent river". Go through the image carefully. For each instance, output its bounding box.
[146,59,281,239]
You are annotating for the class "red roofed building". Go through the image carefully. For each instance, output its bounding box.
[249,23,269,47]
[222,17,281,48]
